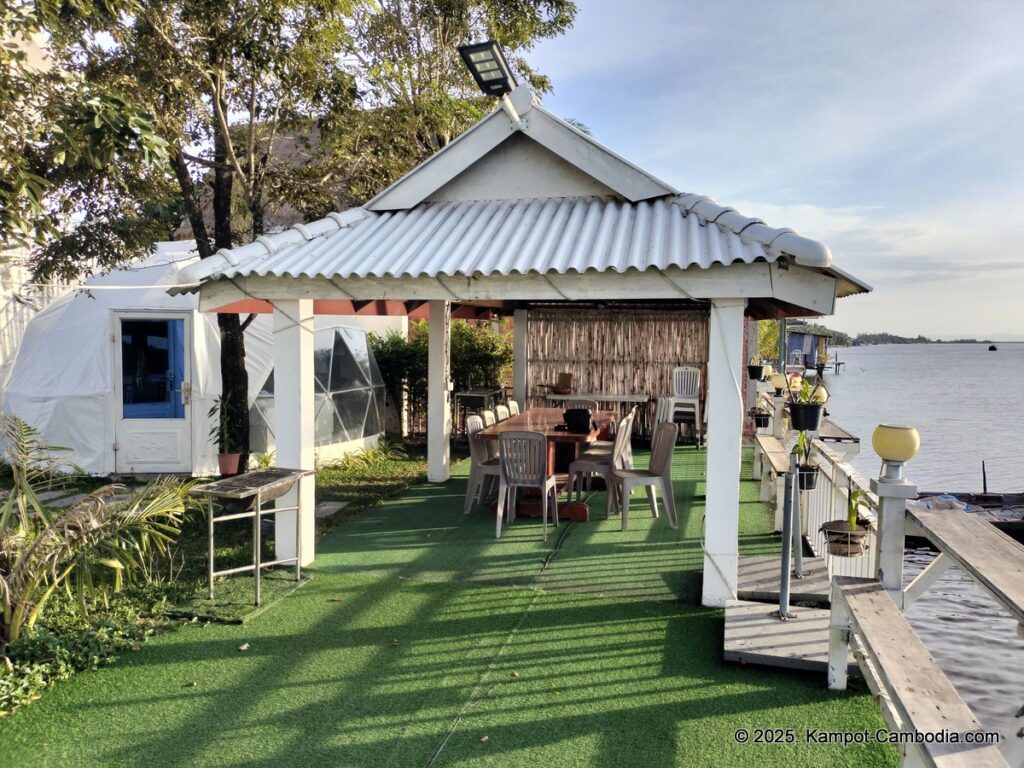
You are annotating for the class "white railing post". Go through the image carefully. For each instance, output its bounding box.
[871,462,917,607]
[772,392,785,439]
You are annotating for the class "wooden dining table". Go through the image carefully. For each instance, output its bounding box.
[477,407,618,520]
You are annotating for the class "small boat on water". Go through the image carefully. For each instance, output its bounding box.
[988,344,997,350]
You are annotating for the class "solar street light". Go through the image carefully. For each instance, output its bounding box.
[458,40,517,97]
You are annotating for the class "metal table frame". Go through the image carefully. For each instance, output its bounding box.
[190,468,314,606]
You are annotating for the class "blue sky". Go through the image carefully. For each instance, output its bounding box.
[528,1,1024,340]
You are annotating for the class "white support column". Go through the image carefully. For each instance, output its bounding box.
[427,300,451,483]
[772,392,786,438]
[273,299,315,566]
[512,308,528,406]
[871,465,917,607]
[827,588,851,691]
[702,298,746,607]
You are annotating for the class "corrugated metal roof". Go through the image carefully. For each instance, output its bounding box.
[181,194,847,288]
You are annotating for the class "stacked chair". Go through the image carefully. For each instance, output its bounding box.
[653,366,703,446]
[567,407,637,519]
[463,414,500,514]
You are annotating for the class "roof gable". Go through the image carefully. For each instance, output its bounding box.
[365,88,676,211]
[425,133,618,202]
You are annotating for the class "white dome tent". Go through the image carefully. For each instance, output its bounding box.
[3,242,388,476]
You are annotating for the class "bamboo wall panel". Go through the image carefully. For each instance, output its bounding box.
[526,309,710,407]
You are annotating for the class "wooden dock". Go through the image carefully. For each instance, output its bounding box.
[723,599,856,674]
[737,554,831,605]
[725,555,844,672]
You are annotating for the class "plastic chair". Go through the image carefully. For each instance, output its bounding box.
[496,431,559,539]
[463,415,500,514]
[495,404,510,421]
[568,409,636,518]
[481,410,496,427]
[610,421,678,531]
[658,366,702,446]
[508,400,520,416]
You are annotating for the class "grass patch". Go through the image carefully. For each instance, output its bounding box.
[314,442,429,534]
[169,570,312,624]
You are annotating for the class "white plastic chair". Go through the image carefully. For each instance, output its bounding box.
[496,431,559,539]
[568,409,636,518]
[481,410,496,427]
[508,400,520,416]
[657,366,702,446]
[610,421,678,531]
[463,415,500,514]
[495,404,510,421]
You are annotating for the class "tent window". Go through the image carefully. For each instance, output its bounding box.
[120,319,185,419]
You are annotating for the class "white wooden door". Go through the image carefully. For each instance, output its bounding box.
[114,313,192,473]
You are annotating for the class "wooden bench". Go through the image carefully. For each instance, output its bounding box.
[752,434,790,530]
[906,505,1024,624]
[829,577,1009,768]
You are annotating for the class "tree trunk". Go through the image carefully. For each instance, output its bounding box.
[213,111,249,472]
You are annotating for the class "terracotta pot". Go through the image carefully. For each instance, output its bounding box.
[218,453,241,476]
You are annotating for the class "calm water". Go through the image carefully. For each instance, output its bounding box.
[824,343,1024,734]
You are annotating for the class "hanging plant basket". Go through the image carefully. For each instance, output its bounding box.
[820,519,872,558]
[746,364,764,381]
[753,413,770,429]
[789,403,824,432]
[797,463,819,490]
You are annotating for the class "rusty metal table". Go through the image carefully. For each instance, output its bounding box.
[190,468,314,606]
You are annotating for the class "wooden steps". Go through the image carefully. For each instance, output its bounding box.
[724,599,857,674]
[830,577,1009,768]
[737,554,830,605]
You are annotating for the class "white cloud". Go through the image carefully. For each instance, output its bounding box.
[528,2,1024,338]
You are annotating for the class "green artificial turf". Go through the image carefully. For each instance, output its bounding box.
[0,447,897,767]
[169,570,313,624]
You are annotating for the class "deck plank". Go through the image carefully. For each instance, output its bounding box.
[724,599,851,673]
[737,555,831,605]
[753,434,790,475]
[907,505,1024,624]
[834,577,1008,768]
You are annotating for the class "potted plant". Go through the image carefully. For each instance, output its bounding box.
[749,405,771,430]
[787,378,828,432]
[820,480,872,557]
[792,431,818,490]
[746,357,764,381]
[208,396,241,476]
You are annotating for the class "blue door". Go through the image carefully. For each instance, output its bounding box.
[120,318,185,419]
